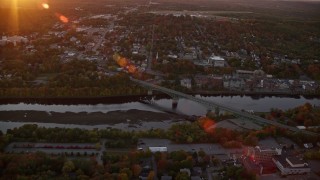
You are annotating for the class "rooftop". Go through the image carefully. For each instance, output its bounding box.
[274,155,309,169]
[287,156,308,166]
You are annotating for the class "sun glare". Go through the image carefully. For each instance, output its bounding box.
[199,117,216,134]
[59,15,69,23]
[42,3,49,9]
[9,0,19,32]
[55,13,69,23]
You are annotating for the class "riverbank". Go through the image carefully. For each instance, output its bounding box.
[0,109,187,125]
[0,92,319,105]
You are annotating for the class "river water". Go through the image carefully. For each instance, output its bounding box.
[0,95,319,115]
[0,95,319,132]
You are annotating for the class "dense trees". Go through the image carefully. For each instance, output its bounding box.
[0,116,318,178]
[266,103,320,129]
[304,150,320,160]
[6,124,100,143]
[221,166,256,180]
[0,152,65,179]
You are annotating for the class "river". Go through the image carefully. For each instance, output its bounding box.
[0,95,319,132]
[1,95,319,115]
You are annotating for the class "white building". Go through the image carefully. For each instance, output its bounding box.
[180,168,191,177]
[0,36,28,46]
[223,78,245,89]
[208,55,225,67]
[180,78,192,89]
[148,147,167,153]
[272,156,310,176]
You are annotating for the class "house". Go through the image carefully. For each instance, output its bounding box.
[70,36,77,42]
[223,78,245,89]
[303,143,313,149]
[278,81,290,90]
[183,50,197,60]
[167,54,178,59]
[180,78,192,89]
[235,70,254,79]
[272,156,310,176]
[180,168,191,177]
[208,55,225,67]
[132,43,140,54]
[139,158,152,180]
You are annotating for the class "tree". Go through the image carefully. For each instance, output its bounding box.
[304,119,313,128]
[175,172,189,180]
[244,135,258,146]
[62,160,75,175]
[118,172,129,180]
[132,164,142,178]
[147,171,155,180]
[198,149,206,158]
[120,168,132,179]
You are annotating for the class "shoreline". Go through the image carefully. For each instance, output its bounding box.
[0,109,188,125]
[0,92,319,105]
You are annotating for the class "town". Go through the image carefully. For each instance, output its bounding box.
[0,1,319,97]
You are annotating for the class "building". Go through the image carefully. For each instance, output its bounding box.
[0,35,28,46]
[236,70,254,79]
[246,146,282,163]
[235,69,266,79]
[180,78,192,89]
[223,78,245,89]
[149,147,167,153]
[208,55,225,67]
[243,146,281,175]
[180,168,191,177]
[183,52,197,60]
[272,156,310,176]
[303,143,314,149]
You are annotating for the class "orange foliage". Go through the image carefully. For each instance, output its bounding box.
[198,117,215,134]
[132,164,142,177]
[117,57,128,67]
[127,64,137,74]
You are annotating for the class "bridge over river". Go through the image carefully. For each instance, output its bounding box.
[131,78,319,136]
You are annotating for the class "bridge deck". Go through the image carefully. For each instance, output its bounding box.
[131,78,319,136]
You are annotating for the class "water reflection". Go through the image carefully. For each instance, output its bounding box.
[0,95,319,116]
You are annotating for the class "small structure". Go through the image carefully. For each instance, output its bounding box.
[180,78,192,89]
[180,168,191,177]
[208,54,225,67]
[149,147,167,153]
[303,143,313,149]
[0,35,28,46]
